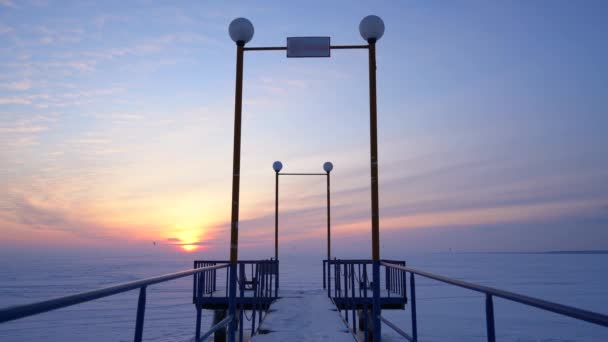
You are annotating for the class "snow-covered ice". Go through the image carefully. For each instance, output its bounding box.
[252,289,354,342]
[1,252,607,341]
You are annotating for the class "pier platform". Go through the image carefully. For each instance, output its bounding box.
[251,289,354,342]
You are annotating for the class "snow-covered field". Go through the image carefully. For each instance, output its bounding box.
[0,251,606,341]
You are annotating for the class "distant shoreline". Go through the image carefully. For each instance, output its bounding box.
[479,250,608,255]
[542,250,608,255]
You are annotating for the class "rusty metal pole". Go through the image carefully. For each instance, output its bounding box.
[228,41,244,342]
[326,172,331,263]
[368,39,382,341]
[274,171,279,262]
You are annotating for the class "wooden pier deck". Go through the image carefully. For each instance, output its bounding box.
[251,289,355,342]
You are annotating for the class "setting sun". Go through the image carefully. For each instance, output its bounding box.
[171,228,207,253]
[180,244,199,252]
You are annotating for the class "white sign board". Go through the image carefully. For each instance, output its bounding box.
[287,37,330,58]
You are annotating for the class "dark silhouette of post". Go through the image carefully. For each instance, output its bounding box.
[360,15,385,341]
[323,161,333,264]
[368,37,382,342]
[228,17,254,342]
[326,173,331,261]
[227,41,243,342]
[272,161,282,261]
[275,172,279,259]
[272,161,282,289]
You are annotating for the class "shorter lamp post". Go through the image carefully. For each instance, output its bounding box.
[323,162,333,265]
[272,161,283,262]
[323,162,333,291]
[272,161,333,268]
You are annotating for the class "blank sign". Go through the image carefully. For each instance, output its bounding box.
[287,37,330,58]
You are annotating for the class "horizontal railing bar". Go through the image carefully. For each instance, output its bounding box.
[243,46,287,51]
[331,44,369,49]
[381,262,608,328]
[243,45,369,51]
[198,315,233,341]
[279,173,326,176]
[380,316,413,342]
[326,259,372,263]
[194,260,277,264]
[325,259,403,264]
[0,263,229,324]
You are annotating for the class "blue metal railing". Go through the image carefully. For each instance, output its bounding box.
[193,259,279,341]
[381,261,608,342]
[0,263,229,342]
[324,259,407,341]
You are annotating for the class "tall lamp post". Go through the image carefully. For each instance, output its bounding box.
[227,15,384,340]
[227,17,254,342]
[360,15,385,342]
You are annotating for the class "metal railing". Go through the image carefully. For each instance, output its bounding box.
[0,263,229,342]
[381,261,608,342]
[324,259,407,341]
[193,259,279,341]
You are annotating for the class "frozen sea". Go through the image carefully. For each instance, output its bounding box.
[0,251,607,341]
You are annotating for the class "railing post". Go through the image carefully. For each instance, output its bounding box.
[402,267,406,299]
[351,263,357,333]
[133,286,147,342]
[344,263,349,323]
[328,261,332,297]
[240,263,245,342]
[323,260,326,289]
[259,262,264,326]
[372,261,381,341]
[334,261,338,298]
[251,263,258,335]
[486,294,496,342]
[275,259,279,297]
[385,264,389,292]
[410,273,417,342]
[196,268,205,340]
[195,305,202,341]
[363,264,369,342]
[228,263,237,342]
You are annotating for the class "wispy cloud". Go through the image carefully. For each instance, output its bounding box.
[93,14,131,29]
[111,113,144,120]
[35,26,85,45]
[0,96,31,105]
[71,138,111,145]
[82,33,209,61]
[1,79,33,91]
[0,22,13,34]
[0,124,47,134]
[0,0,16,8]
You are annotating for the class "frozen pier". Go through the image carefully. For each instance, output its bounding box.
[252,289,354,342]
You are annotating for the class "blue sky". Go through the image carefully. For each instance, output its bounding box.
[0,0,607,257]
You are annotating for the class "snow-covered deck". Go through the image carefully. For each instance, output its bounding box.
[251,289,355,342]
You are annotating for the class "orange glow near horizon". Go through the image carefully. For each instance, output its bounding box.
[180,244,200,252]
[172,227,207,253]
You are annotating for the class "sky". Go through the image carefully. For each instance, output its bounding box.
[1,0,607,258]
